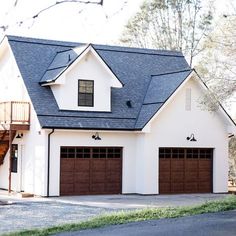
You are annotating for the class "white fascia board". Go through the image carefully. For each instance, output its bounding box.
[52,45,122,88]
[41,44,90,86]
[89,47,123,88]
[0,37,10,60]
[227,125,236,135]
[53,44,90,85]
[142,71,195,132]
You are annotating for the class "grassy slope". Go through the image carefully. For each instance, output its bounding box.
[4,195,236,236]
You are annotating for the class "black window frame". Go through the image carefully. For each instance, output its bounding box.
[11,144,18,173]
[78,80,94,107]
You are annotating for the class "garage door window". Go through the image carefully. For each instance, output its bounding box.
[60,147,122,159]
[159,148,184,158]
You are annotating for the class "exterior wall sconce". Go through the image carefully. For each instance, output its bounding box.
[16,133,23,139]
[92,132,101,140]
[186,133,197,142]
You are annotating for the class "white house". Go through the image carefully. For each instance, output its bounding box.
[0,35,235,196]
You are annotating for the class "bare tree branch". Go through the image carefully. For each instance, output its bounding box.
[0,0,106,33]
[14,0,19,7]
[32,0,103,19]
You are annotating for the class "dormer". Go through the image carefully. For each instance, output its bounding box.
[40,44,122,111]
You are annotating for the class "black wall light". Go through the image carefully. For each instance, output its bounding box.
[92,132,101,140]
[186,133,197,142]
[16,133,23,139]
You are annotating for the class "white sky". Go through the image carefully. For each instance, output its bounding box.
[0,0,236,116]
[0,0,143,44]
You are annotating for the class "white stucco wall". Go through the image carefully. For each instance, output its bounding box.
[0,43,27,101]
[135,77,229,194]
[51,50,120,112]
[0,43,48,196]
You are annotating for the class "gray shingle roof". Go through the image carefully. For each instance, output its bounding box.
[7,35,191,130]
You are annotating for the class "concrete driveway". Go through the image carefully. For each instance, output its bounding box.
[54,193,229,209]
[0,191,229,234]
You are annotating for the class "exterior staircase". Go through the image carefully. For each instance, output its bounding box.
[0,130,16,165]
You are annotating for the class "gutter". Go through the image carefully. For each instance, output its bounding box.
[47,129,55,197]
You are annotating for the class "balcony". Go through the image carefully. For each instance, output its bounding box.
[0,101,30,131]
[0,101,30,167]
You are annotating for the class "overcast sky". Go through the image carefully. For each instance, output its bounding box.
[0,0,235,44]
[0,0,144,44]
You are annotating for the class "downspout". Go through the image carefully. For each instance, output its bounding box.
[47,129,54,197]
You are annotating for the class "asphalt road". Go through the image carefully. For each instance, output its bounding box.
[57,210,236,236]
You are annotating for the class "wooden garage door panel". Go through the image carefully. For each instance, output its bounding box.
[60,147,122,195]
[159,148,212,194]
[159,171,170,182]
[159,160,170,171]
[199,182,211,192]
[171,183,184,193]
[74,159,90,171]
[185,171,198,182]
[90,183,105,193]
[60,184,74,195]
[91,172,106,182]
[91,159,106,171]
[171,160,184,171]
[185,160,198,170]
[199,172,211,181]
[60,159,74,172]
[74,183,90,194]
[60,173,74,184]
[185,182,198,192]
[107,159,121,170]
[199,160,211,170]
[171,172,184,182]
[106,183,120,193]
[74,172,89,182]
[107,172,121,182]
[159,183,171,193]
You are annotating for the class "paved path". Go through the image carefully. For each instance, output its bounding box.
[58,210,236,236]
[0,192,230,234]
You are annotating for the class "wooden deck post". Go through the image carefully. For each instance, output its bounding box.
[8,129,12,194]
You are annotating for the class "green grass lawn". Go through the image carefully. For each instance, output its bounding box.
[4,195,236,236]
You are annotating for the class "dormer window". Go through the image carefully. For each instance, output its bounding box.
[78,80,94,107]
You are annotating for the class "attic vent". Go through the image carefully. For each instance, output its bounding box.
[185,88,191,111]
[126,100,132,108]
[68,54,71,62]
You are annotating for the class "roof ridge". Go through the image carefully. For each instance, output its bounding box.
[94,47,184,57]
[151,69,192,77]
[93,43,183,55]
[6,35,183,57]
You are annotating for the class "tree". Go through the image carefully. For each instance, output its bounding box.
[120,0,215,66]
[195,15,236,105]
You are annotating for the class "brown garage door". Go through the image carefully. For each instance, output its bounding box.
[159,148,213,194]
[60,147,122,195]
